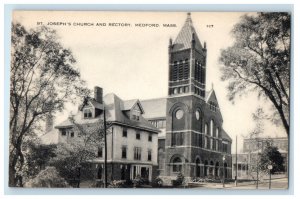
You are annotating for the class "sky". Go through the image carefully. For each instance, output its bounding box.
[13,11,287,152]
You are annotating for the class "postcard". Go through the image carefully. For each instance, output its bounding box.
[9,11,290,189]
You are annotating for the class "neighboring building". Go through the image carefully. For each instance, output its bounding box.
[55,87,159,182]
[232,137,288,179]
[140,13,232,181]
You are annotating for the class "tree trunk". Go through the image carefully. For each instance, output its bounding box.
[9,163,17,187]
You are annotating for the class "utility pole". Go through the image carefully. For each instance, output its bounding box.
[235,135,238,187]
[103,109,108,188]
[256,141,259,189]
[222,155,225,188]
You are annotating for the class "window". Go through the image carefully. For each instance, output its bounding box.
[123,128,127,137]
[184,86,189,93]
[195,60,199,81]
[195,110,200,120]
[193,132,202,147]
[171,132,184,146]
[175,109,184,120]
[61,129,66,136]
[179,87,184,94]
[183,59,189,79]
[136,131,140,140]
[172,157,182,173]
[84,109,92,119]
[173,88,178,94]
[210,119,214,136]
[205,123,208,135]
[97,147,103,158]
[132,109,140,121]
[209,102,217,112]
[173,61,178,80]
[216,127,219,138]
[148,134,152,142]
[210,138,213,150]
[204,136,208,148]
[134,147,141,160]
[216,140,219,151]
[148,150,152,161]
[70,132,74,137]
[122,146,127,159]
[178,60,184,80]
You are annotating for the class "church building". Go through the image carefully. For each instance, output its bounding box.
[140,13,232,181]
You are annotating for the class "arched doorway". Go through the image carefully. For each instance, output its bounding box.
[215,162,219,178]
[196,158,201,177]
[172,157,183,173]
[204,160,208,177]
[209,161,214,177]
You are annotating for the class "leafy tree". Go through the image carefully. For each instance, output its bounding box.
[23,141,57,183]
[24,166,69,188]
[219,13,290,135]
[10,23,88,187]
[50,114,112,187]
[259,145,284,174]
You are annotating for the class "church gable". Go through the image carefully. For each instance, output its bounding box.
[206,89,219,108]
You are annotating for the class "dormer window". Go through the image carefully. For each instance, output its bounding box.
[131,109,140,121]
[84,109,92,119]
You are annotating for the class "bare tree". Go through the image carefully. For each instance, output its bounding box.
[219,13,290,135]
[9,23,88,187]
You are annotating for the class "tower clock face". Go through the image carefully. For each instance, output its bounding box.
[195,110,200,120]
[175,109,184,119]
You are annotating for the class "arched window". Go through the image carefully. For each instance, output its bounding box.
[179,87,184,94]
[173,88,178,94]
[173,61,178,80]
[210,119,214,136]
[172,157,182,173]
[184,59,189,79]
[216,127,219,138]
[195,60,199,81]
[178,60,184,80]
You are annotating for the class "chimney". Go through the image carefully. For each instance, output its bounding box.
[94,86,103,104]
[45,114,54,133]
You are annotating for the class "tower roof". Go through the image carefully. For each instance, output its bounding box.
[172,13,203,51]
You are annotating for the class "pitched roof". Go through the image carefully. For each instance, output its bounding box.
[122,99,138,110]
[56,93,159,133]
[206,88,223,121]
[39,129,59,145]
[122,99,145,114]
[140,98,167,119]
[172,13,203,52]
[222,129,232,142]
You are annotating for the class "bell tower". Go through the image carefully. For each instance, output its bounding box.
[168,12,207,98]
[165,13,209,178]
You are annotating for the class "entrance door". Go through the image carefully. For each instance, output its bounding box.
[196,159,201,177]
[141,167,149,180]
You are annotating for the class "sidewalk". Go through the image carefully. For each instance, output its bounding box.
[189,177,288,190]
